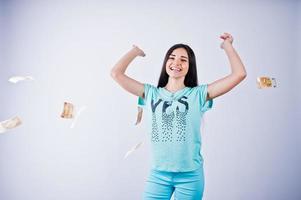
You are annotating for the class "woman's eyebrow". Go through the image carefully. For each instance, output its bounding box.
[170,54,188,59]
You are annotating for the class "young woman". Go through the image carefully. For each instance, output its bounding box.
[110,33,247,200]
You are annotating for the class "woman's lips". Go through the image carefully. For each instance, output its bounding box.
[170,67,182,72]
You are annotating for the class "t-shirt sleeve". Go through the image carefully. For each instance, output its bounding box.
[137,83,155,107]
[198,84,213,112]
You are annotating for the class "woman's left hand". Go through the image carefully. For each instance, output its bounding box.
[220,32,234,49]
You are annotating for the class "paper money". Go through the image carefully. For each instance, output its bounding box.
[0,116,22,134]
[124,141,144,159]
[135,107,143,125]
[60,102,74,119]
[257,77,277,89]
[8,76,34,84]
[70,105,87,129]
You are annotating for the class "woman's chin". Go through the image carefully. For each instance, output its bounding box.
[167,73,185,79]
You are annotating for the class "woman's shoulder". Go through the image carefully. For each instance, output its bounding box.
[142,83,160,96]
[143,83,158,91]
[191,84,208,91]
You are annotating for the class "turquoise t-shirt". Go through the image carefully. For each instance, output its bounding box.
[138,84,213,172]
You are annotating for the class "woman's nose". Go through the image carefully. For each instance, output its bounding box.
[174,59,181,65]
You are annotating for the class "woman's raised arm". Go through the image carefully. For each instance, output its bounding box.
[110,45,146,98]
[207,33,247,100]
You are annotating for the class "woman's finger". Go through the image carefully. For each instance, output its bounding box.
[220,35,230,40]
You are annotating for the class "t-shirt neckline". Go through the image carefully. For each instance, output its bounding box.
[159,86,190,100]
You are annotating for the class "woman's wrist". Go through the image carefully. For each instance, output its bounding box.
[132,45,146,57]
[223,42,235,52]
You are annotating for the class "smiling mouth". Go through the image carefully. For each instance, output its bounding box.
[170,67,182,72]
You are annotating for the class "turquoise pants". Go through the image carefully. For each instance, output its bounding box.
[143,167,204,200]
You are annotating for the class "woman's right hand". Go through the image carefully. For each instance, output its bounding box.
[132,45,146,57]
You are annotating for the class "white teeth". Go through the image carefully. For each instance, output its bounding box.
[171,67,181,72]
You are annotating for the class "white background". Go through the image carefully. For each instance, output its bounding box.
[0,0,300,199]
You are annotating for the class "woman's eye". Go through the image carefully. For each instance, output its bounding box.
[168,57,187,62]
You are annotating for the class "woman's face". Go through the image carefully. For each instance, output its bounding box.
[165,48,189,79]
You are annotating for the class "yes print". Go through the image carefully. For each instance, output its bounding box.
[151,96,189,143]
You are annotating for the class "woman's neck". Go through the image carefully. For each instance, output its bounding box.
[164,77,185,93]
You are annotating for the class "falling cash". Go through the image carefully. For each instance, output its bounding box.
[135,107,143,125]
[8,76,34,84]
[61,102,74,119]
[70,105,87,129]
[0,116,22,134]
[124,141,144,159]
[257,77,277,89]
[60,102,87,128]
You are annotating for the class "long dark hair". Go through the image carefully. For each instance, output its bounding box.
[157,44,198,88]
